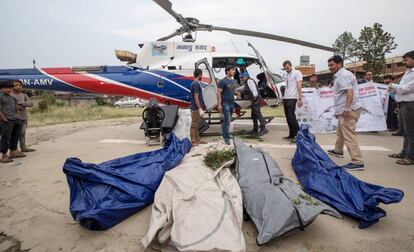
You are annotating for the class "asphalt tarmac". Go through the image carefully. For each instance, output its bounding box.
[0,117,413,252]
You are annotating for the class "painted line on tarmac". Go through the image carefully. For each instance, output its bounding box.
[252,143,391,151]
[99,139,146,144]
[232,121,287,126]
[99,139,391,152]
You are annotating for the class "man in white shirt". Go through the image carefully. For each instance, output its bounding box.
[326,55,364,171]
[282,60,303,140]
[388,50,414,165]
[358,71,374,84]
[240,72,268,136]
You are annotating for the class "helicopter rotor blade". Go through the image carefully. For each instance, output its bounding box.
[152,0,182,22]
[157,30,183,41]
[211,26,336,52]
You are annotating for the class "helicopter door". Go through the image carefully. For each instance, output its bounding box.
[195,58,218,111]
[248,42,282,105]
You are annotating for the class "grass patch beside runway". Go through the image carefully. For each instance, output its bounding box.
[241,105,285,118]
[29,105,142,127]
[28,103,285,128]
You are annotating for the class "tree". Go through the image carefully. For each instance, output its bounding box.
[332,31,357,61]
[354,23,397,79]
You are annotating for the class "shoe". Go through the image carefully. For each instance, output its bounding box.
[392,131,403,136]
[224,139,231,145]
[396,158,414,165]
[342,163,365,171]
[327,149,344,158]
[388,153,405,159]
[196,140,208,145]
[283,136,295,140]
[247,129,258,136]
[258,128,269,136]
[21,148,36,152]
[289,136,296,143]
[9,152,26,158]
[1,156,13,163]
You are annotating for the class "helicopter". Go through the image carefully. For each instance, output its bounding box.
[0,0,336,112]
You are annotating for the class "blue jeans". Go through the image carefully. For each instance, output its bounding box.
[221,103,234,142]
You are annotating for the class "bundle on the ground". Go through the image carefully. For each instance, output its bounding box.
[63,134,191,230]
[142,143,245,251]
[292,125,404,228]
[234,138,341,245]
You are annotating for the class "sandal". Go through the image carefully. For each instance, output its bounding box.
[396,158,414,165]
[388,153,404,159]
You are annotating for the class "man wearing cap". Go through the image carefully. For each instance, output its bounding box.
[240,72,268,136]
[0,80,25,163]
[326,55,364,171]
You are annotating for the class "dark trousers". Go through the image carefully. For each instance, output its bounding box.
[251,99,266,132]
[1,120,23,154]
[396,107,405,134]
[386,96,399,130]
[399,102,414,160]
[283,99,299,137]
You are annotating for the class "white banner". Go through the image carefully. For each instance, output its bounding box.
[296,83,388,133]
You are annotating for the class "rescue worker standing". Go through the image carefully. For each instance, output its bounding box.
[240,72,268,136]
[217,66,238,145]
[190,69,207,146]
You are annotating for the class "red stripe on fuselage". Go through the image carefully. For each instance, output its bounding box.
[42,68,190,107]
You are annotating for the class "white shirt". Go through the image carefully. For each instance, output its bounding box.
[283,69,302,99]
[395,68,414,102]
[247,79,258,97]
[332,67,362,115]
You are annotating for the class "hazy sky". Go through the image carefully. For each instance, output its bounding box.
[1,0,413,74]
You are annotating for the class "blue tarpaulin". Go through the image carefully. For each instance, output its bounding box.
[63,134,191,230]
[292,125,404,228]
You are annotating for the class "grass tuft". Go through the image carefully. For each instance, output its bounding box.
[203,149,235,171]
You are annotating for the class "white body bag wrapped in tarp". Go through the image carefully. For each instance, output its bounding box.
[142,143,245,251]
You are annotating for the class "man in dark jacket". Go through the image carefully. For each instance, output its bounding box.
[240,72,268,136]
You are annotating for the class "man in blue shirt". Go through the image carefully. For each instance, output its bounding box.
[217,66,238,145]
[190,69,207,146]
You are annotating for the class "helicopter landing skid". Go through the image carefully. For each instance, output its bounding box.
[199,110,274,137]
